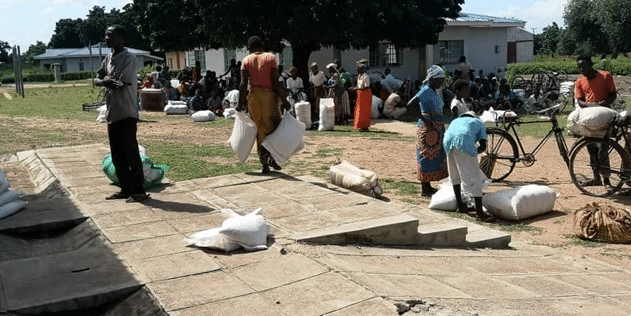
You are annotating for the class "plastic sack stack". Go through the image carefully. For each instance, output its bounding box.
[164,100,189,115]
[567,106,618,138]
[482,184,557,221]
[0,170,27,220]
[102,152,169,189]
[294,101,312,129]
[191,110,216,122]
[262,110,306,165]
[186,208,269,252]
[229,111,258,163]
[330,160,383,198]
[318,98,335,131]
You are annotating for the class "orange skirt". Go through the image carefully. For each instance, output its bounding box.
[354,89,372,129]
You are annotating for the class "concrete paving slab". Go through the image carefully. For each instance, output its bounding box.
[485,256,579,274]
[549,273,631,295]
[204,198,240,211]
[152,180,201,194]
[317,254,474,275]
[191,175,245,188]
[113,234,189,260]
[188,189,222,203]
[168,212,226,234]
[227,191,288,209]
[292,214,419,246]
[65,183,117,196]
[499,275,590,297]
[0,197,86,234]
[102,220,178,243]
[294,192,368,210]
[273,211,343,232]
[259,200,314,219]
[211,183,267,198]
[275,184,338,200]
[465,227,512,249]
[233,171,291,183]
[457,257,531,274]
[142,192,216,214]
[91,207,164,229]
[148,271,254,311]
[249,176,310,191]
[343,272,467,298]
[231,253,328,291]
[433,275,538,299]
[260,273,375,316]
[129,250,221,283]
[330,202,402,223]
[550,295,631,316]
[325,297,398,316]
[169,293,285,316]
[81,200,147,216]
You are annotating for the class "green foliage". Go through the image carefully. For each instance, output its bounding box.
[507,55,631,77]
[0,40,11,64]
[0,85,101,119]
[534,22,561,55]
[1,69,93,84]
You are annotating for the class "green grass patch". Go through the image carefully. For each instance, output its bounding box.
[0,85,101,121]
[563,234,606,248]
[493,222,544,233]
[381,178,419,196]
[142,140,258,181]
[312,147,344,158]
[307,125,414,142]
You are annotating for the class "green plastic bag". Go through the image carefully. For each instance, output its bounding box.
[102,154,169,189]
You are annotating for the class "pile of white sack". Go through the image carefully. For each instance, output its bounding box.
[0,170,27,220]
[560,81,575,98]
[223,108,237,119]
[429,182,557,222]
[191,110,216,122]
[228,110,305,164]
[164,100,188,115]
[479,107,518,125]
[186,208,269,252]
[330,160,382,197]
[567,106,618,138]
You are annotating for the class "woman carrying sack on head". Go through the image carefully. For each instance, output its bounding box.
[353,60,372,131]
[407,65,449,196]
[236,36,291,174]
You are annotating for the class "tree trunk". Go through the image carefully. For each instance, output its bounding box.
[290,44,315,87]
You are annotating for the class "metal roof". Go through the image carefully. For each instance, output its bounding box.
[34,45,163,60]
[447,12,526,27]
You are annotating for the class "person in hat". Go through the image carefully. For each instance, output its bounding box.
[407,65,448,196]
[443,111,496,222]
[353,60,372,131]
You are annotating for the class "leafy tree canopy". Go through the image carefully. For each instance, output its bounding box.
[534,22,560,55]
[0,40,11,64]
[130,0,462,77]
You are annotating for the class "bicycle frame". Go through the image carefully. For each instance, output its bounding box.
[495,115,570,168]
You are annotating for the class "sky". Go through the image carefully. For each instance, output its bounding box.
[1,0,569,51]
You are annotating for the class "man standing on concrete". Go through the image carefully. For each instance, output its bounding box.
[575,54,617,191]
[95,25,149,203]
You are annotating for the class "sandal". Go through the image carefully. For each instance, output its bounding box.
[105,192,129,200]
[125,194,150,203]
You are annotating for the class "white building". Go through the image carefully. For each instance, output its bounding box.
[34,45,163,73]
[169,13,531,81]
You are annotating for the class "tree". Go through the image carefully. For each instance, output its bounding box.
[534,22,561,55]
[594,0,631,55]
[49,19,84,48]
[130,0,463,79]
[22,41,48,65]
[0,40,11,64]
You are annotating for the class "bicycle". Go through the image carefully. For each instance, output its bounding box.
[480,103,571,182]
[568,109,631,197]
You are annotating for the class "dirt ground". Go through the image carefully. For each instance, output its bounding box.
[1,79,630,271]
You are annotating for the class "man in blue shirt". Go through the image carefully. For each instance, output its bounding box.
[443,111,496,222]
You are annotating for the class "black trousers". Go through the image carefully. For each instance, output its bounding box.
[108,118,145,195]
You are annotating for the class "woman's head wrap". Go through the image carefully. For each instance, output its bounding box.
[423,65,445,83]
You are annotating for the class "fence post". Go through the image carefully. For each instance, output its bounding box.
[12,46,24,98]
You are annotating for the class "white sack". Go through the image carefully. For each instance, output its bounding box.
[560,81,575,97]
[262,110,306,164]
[138,145,147,156]
[318,98,335,131]
[191,110,216,122]
[0,190,21,206]
[330,160,382,197]
[185,227,241,252]
[295,101,311,129]
[482,184,556,221]
[371,95,382,119]
[567,106,618,138]
[223,108,237,119]
[0,199,27,220]
[164,101,189,114]
[480,107,518,124]
[96,105,107,123]
[228,111,258,163]
[219,208,269,251]
[428,181,474,211]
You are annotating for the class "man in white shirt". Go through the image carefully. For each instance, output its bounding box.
[309,62,327,118]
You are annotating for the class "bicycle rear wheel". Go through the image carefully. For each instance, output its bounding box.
[569,138,630,196]
[480,129,518,182]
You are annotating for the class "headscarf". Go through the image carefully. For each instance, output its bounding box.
[326,63,338,73]
[423,65,445,83]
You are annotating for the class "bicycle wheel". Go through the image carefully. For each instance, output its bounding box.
[511,76,526,90]
[569,138,630,197]
[480,129,518,182]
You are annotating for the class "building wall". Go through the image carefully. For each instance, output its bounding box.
[165,51,187,70]
[39,55,157,73]
[508,27,534,64]
[436,26,509,75]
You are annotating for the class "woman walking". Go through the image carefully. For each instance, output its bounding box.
[408,65,449,196]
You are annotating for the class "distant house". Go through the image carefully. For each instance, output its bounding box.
[166,13,531,81]
[33,45,163,73]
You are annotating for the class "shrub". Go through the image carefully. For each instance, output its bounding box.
[508,55,631,77]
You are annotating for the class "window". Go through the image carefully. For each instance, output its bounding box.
[188,49,206,69]
[279,46,293,70]
[369,43,401,67]
[79,62,84,71]
[435,40,464,65]
[224,49,236,72]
